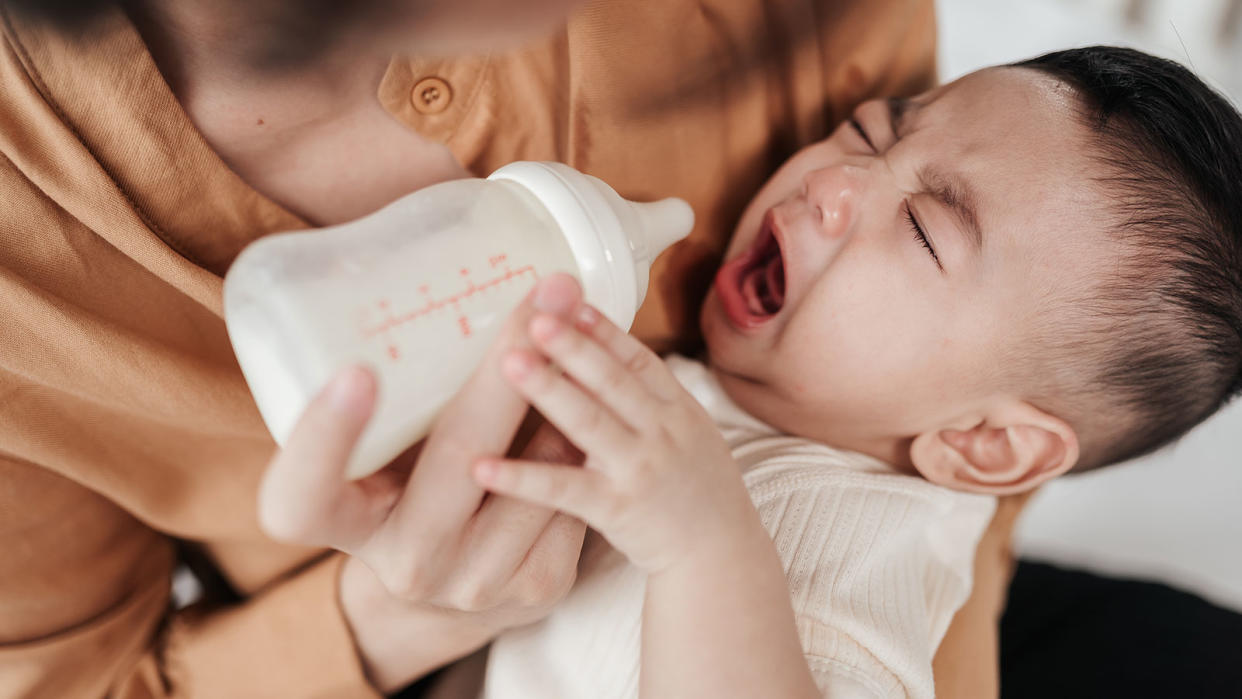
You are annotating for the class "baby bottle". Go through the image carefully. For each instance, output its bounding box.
[223,162,693,479]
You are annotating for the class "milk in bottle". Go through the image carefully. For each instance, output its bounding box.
[224,162,693,479]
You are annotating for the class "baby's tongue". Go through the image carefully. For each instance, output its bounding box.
[763,253,785,312]
[742,255,785,316]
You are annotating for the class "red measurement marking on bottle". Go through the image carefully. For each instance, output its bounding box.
[360,259,537,360]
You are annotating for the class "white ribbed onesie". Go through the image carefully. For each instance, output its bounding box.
[479,355,997,698]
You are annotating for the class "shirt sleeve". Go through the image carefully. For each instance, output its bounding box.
[0,455,382,699]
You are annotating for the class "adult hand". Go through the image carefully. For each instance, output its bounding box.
[256,276,590,691]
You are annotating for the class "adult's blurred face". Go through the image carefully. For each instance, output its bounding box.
[12,0,588,65]
[234,0,588,64]
[372,0,588,56]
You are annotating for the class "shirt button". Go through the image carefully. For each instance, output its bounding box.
[412,77,452,114]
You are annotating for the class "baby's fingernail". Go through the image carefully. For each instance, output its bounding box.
[530,314,562,342]
[576,305,600,329]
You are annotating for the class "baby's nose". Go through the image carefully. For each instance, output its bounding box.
[803,165,863,240]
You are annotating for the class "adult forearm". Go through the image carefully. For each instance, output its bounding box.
[639,516,820,699]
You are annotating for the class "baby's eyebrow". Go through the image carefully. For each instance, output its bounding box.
[918,165,985,254]
[886,97,915,138]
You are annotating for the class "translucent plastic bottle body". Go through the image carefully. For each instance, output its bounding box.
[225,179,577,478]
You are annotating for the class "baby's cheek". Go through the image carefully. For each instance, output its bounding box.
[783,299,930,406]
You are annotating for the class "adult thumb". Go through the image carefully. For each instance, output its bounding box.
[257,364,377,545]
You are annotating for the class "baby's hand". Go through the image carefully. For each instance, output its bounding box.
[473,297,757,574]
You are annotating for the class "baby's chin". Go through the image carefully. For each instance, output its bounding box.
[698,292,769,395]
[708,361,916,472]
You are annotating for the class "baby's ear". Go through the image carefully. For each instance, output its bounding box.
[908,402,1080,495]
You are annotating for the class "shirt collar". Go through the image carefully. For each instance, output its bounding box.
[3,5,312,277]
[5,4,502,279]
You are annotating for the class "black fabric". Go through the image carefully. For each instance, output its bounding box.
[390,669,438,699]
[1001,560,1242,698]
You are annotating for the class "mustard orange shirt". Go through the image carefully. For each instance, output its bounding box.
[0,3,1001,698]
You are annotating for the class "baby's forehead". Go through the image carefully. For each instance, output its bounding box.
[918,67,1090,154]
[910,69,1118,272]
[922,71,1104,206]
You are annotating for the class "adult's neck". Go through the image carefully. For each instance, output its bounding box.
[125,0,390,155]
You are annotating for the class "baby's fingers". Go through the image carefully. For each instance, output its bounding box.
[473,458,612,527]
[529,313,662,430]
[573,306,680,402]
[502,348,633,460]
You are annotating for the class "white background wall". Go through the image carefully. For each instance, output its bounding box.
[937,0,1242,612]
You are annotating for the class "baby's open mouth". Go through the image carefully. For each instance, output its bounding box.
[739,219,786,316]
[714,211,787,328]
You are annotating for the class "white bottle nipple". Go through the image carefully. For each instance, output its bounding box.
[488,162,694,328]
[626,198,697,262]
[605,196,695,307]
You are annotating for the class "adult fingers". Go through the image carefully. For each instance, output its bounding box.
[448,420,582,600]
[257,365,381,548]
[436,496,554,610]
[383,276,585,565]
[509,512,587,609]
[430,510,587,620]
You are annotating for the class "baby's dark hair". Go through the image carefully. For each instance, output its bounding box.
[1012,46,1242,470]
